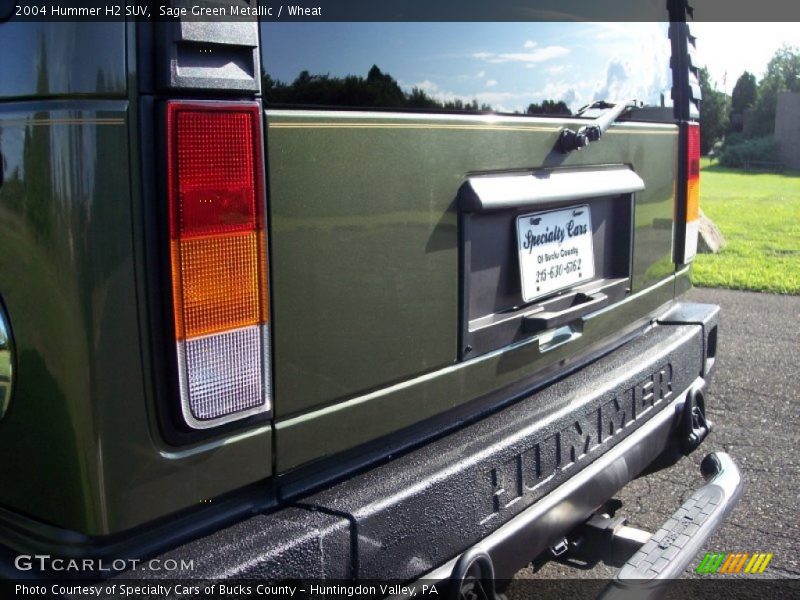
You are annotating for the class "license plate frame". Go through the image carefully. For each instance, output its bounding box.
[516,205,595,303]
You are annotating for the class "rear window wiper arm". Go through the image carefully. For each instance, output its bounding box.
[556,99,637,153]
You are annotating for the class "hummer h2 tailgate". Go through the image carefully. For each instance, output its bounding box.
[261,21,692,472]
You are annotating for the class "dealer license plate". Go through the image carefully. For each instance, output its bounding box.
[516,205,595,303]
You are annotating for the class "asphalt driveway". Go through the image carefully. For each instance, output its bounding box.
[510,287,800,586]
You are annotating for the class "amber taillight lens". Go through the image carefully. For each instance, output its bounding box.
[167,101,270,428]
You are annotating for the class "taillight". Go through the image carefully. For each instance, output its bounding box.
[167,101,270,428]
[680,122,701,263]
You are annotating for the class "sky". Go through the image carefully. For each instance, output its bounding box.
[262,22,798,114]
[690,23,799,93]
[263,22,673,114]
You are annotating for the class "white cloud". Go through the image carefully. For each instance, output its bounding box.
[588,48,671,106]
[531,81,573,101]
[413,80,439,93]
[485,79,498,87]
[476,70,486,79]
[410,80,468,105]
[473,46,569,64]
[562,88,578,107]
[472,91,530,105]
[407,79,530,113]
[594,58,630,101]
[545,65,568,75]
[523,40,538,49]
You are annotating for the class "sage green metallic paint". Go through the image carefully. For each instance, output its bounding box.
[0,23,126,100]
[0,300,12,420]
[266,110,678,468]
[0,95,276,543]
[0,103,272,535]
[0,22,273,539]
[275,276,676,471]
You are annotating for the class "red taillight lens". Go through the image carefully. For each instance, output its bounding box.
[167,101,270,428]
[169,107,261,238]
[687,123,700,222]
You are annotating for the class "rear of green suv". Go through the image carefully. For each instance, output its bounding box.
[0,0,740,591]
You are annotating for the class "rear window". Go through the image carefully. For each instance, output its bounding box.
[260,22,673,118]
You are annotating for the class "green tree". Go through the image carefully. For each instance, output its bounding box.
[731,71,757,115]
[698,67,730,154]
[407,87,441,109]
[749,45,800,135]
[261,65,495,113]
[526,100,572,116]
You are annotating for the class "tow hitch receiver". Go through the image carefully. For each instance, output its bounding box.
[554,511,653,569]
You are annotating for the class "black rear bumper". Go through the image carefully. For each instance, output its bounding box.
[107,301,719,583]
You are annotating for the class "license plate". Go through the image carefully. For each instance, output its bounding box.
[516,205,595,303]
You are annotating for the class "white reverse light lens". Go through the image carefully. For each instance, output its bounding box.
[177,325,271,427]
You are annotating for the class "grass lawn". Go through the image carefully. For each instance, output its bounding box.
[692,158,800,294]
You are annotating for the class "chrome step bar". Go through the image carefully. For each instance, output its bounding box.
[599,452,742,597]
